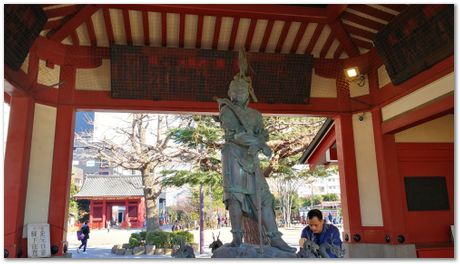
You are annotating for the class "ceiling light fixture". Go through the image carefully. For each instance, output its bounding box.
[344,67,366,87]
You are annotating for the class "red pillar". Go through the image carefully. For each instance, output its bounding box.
[107,202,112,224]
[138,197,144,228]
[125,200,129,227]
[47,64,76,255]
[89,200,94,225]
[372,108,407,243]
[4,96,35,258]
[47,104,75,255]
[102,200,106,228]
[334,114,362,242]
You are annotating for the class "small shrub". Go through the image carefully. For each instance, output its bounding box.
[146,231,171,248]
[171,231,194,246]
[146,231,161,246]
[130,232,142,242]
[129,237,140,248]
[139,231,147,241]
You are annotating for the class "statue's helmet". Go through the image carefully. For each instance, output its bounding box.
[228,78,249,103]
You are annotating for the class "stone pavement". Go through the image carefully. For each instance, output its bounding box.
[68,225,308,259]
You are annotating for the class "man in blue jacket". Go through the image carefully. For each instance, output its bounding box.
[299,209,343,258]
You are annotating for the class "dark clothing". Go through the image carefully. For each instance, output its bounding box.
[78,237,88,252]
[301,224,342,258]
[79,224,90,252]
[81,225,90,239]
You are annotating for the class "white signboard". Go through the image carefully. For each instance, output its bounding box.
[27,223,51,258]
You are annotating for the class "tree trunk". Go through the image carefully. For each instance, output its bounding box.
[286,195,291,227]
[281,196,286,228]
[145,194,160,232]
[142,170,160,232]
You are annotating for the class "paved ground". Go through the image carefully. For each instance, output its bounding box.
[68,224,308,259]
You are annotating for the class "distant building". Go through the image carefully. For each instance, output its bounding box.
[72,167,84,189]
[74,175,145,229]
[298,173,341,197]
[73,112,115,176]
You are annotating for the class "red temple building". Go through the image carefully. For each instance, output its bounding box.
[73,175,145,229]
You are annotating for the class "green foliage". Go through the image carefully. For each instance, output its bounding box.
[139,231,147,241]
[77,199,90,223]
[146,231,172,248]
[322,193,339,201]
[68,180,79,217]
[171,231,194,245]
[169,115,223,149]
[130,232,142,242]
[129,237,140,248]
[162,170,222,187]
[290,193,301,211]
[302,195,323,207]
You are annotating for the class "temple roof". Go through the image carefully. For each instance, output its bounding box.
[74,175,144,199]
[299,118,334,164]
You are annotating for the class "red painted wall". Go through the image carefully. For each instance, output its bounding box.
[396,143,454,244]
[417,247,454,258]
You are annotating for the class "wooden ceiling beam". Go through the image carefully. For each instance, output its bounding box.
[70,31,79,46]
[275,21,291,53]
[348,5,395,21]
[380,4,408,13]
[304,23,324,54]
[351,37,373,50]
[85,18,97,46]
[44,4,80,18]
[179,13,185,48]
[228,17,240,51]
[50,5,99,42]
[259,20,274,53]
[102,8,115,45]
[142,11,150,46]
[333,44,344,59]
[290,22,307,54]
[44,19,64,30]
[102,4,329,23]
[244,19,257,51]
[342,12,386,31]
[329,20,360,57]
[161,12,167,47]
[212,16,222,49]
[326,4,348,22]
[344,24,375,40]
[196,15,203,49]
[122,9,133,45]
[320,33,335,58]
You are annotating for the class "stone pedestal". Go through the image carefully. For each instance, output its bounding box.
[211,243,297,258]
[344,243,416,258]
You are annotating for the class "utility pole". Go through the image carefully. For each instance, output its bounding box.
[199,183,204,254]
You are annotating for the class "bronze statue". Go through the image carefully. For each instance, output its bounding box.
[216,50,295,253]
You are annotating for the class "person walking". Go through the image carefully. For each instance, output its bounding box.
[77,221,90,254]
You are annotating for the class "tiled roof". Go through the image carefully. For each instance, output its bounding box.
[74,175,144,198]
